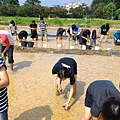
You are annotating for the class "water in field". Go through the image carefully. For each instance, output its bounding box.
[14,29,120,51]
[7,53,120,120]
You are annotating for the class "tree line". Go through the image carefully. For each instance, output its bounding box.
[0,0,120,20]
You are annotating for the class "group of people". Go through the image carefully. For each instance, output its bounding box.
[0,19,120,120]
[52,57,120,120]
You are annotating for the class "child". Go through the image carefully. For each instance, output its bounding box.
[39,17,48,42]
[90,30,98,46]
[29,20,38,41]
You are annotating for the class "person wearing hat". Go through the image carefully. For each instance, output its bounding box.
[0,30,14,71]
[29,20,38,41]
[67,24,80,43]
[114,30,120,45]
[52,57,77,110]
[39,17,48,42]
[82,80,120,120]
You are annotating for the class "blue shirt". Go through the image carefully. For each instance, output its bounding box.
[114,30,120,39]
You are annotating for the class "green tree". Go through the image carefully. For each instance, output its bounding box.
[103,2,116,19]
[24,0,41,6]
[2,0,19,5]
[115,8,120,19]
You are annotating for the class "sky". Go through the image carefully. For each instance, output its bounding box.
[19,0,93,6]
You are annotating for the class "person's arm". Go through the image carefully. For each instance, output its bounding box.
[1,44,10,55]
[0,65,9,88]
[63,84,75,109]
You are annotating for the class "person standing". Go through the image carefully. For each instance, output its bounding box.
[82,80,120,120]
[0,30,15,71]
[39,17,48,42]
[99,23,110,43]
[29,20,38,41]
[52,57,77,110]
[9,20,17,36]
[0,57,10,120]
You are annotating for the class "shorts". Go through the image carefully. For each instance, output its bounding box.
[41,31,47,36]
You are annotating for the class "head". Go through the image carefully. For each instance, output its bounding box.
[57,67,71,80]
[86,29,91,37]
[40,17,44,23]
[18,32,25,42]
[72,24,76,30]
[106,23,109,28]
[10,20,14,24]
[117,30,120,36]
[31,20,35,24]
[102,98,120,120]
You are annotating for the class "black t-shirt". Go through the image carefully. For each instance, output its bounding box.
[57,28,65,35]
[52,57,77,85]
[18,30,28,39]
[30,23,37,32]
[101,25,109,35]
[85,80,120,117]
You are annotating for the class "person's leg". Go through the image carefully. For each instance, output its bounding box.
[82,106,92,120]
[99,35,104,43]
[68,34,71,41]
[105,35,108,42]
[0,109,8,120]
[7,45,14,71]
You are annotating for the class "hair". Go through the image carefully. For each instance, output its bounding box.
[92,30,97,39]
[102,98,120,120]
[10,20,14,24]
[57,67,71,79]
[72,24,76,30]
[32,20,35,23]
[106,23,109,29]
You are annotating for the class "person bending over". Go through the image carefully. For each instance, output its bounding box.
[82,80,120,120]
[52,57,77,110]
[56,28,66,40]
[114,30,120,45]
[18,30,28,43]
[67,24,80,42]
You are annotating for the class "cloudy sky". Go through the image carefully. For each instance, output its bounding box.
[19,0,92,6]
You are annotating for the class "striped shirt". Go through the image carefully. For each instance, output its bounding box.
[0,57,8,113]
[39,22,48,31]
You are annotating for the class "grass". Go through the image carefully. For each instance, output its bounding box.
[0,16,120,29]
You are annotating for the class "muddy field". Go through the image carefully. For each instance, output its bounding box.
[7,51,120,120]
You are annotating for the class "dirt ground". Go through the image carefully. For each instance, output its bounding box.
[7,52,120,120]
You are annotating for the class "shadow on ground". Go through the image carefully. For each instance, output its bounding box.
[14,61,32,72]
[14,105,53,120]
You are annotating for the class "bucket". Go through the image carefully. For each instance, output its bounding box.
[27,41,34,47]
[21,41,28,47]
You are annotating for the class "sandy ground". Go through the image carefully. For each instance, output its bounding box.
[7,53,120,120]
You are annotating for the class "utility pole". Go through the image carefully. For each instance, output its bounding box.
[111,0,114,20]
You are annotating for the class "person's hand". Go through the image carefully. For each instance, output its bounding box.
[58,86,62,92]
[62,102,69,110]
[1,53,6,61]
